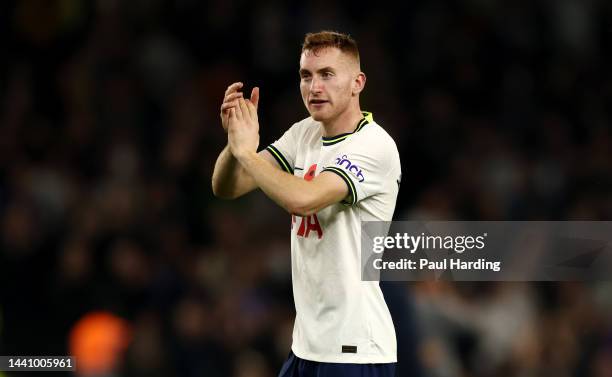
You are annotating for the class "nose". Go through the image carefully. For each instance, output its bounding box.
[309,76,323,94]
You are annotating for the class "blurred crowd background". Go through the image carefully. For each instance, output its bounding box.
[1,0,611,376]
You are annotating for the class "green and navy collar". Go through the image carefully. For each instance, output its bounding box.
[321,111,373,146]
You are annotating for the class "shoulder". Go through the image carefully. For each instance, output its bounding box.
[351,121,400,162]
[360,121,397,146]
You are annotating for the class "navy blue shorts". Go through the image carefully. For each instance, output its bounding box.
[278,351,396,377]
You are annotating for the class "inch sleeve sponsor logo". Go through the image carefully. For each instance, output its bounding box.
[334,154,365,182]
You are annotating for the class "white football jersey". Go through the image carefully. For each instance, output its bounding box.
[266,112,401,363]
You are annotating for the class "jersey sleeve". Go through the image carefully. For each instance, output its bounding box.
[320,137,397,206]
[265,123,300,175]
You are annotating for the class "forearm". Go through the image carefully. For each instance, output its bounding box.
[236,151,326,216]
[212,145,256,199]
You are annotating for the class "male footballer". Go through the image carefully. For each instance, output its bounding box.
[212,31,401,377]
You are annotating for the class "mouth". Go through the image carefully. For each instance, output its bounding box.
[309,99,328,107]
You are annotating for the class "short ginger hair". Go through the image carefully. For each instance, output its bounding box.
[301,31,360,63]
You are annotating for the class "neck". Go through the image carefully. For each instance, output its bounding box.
[321,105,364,137]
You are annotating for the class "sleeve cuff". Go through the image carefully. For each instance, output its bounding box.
[321,167,358,205]
[265,145,293,175]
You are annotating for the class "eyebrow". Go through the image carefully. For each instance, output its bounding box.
[299,66,336,75]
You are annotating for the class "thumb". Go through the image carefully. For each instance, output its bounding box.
[250,87,260,109]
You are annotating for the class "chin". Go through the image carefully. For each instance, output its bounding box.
[310,113,325,121]
[309,109,331,122]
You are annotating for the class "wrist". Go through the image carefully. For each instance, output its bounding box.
[234,149,258,165]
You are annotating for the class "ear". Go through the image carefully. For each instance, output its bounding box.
[352,72,366,96]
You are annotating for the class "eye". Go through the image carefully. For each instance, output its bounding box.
[300,74,311,81]
[322,71,334,79]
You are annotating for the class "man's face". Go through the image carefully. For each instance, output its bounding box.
[299,47,358,122]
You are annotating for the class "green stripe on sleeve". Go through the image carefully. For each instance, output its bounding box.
[322,167,358,205]
[266,145,293,175]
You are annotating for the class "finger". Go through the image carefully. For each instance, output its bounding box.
[221,100,240,112]
[234,97,243,120]
[250,87,259,110]
[223,92,243,104]
[245,99,257,120]
[239,98,251,120]
[225,82,243,96]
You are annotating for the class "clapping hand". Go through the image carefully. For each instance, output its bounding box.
[226,86,260,160]
[220,82,259,133]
